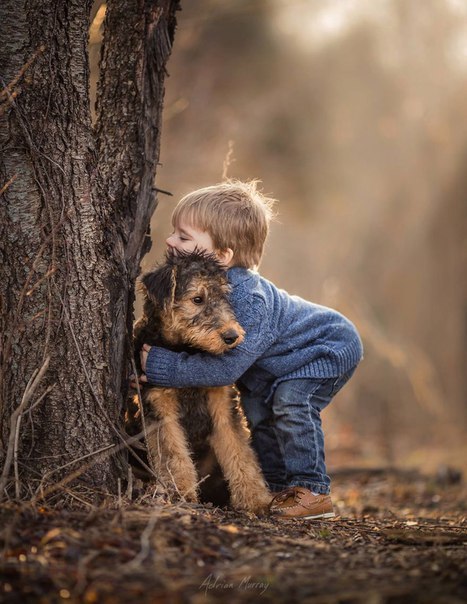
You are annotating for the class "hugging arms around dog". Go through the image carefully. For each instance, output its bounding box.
[136,181,363,518]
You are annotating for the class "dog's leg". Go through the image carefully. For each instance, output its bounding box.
[145,388,199,503]
[206,387,271,513]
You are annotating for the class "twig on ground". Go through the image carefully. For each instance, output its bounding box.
[123,510,161,570]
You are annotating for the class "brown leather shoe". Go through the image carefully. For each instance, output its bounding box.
[269,486,335,520]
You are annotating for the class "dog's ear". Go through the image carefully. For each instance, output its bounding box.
[140,264,177,309]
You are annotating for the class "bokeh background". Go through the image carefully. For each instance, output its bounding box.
[92,0,467,473]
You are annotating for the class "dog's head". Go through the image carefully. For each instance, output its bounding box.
[139,249,245,354]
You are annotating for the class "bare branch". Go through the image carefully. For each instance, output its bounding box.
[0,357,50,500]
[0,174,17,196]
[0,44,46,100]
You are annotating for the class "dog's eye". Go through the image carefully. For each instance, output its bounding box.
[192,296,204,305]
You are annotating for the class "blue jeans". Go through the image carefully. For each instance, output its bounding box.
[240,370,355,495]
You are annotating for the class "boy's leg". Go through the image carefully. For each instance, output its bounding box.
[240,390,288,492]
[271,370,355,495]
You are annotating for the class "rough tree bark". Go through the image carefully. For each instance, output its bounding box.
[0,0,179,500]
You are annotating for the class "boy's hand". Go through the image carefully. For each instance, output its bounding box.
[129,373,147,389]
[140,343,152,373]
[129,344,152,389]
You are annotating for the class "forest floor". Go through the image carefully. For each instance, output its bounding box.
[0,467,466,604]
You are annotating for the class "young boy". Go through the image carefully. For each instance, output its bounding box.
[138,180,363,519]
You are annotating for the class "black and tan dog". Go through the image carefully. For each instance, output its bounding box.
[132,249,271,513]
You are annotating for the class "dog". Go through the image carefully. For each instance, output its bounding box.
[132,249,271,513]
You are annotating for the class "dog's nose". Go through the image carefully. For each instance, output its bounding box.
[222,329,240,346]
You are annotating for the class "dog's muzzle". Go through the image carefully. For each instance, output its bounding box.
[221,329,241,346]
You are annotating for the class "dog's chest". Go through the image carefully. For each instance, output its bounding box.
[177,388,214,450]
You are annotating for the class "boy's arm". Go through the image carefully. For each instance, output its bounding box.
[143,297,273,388]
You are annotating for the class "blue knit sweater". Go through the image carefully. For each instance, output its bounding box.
[145,267,363,397]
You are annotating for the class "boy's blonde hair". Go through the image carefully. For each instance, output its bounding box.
[172,180,276,269]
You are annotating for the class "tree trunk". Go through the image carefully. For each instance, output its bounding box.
[0,0,179,500]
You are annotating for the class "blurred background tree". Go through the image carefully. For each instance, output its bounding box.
[92,0,466,472]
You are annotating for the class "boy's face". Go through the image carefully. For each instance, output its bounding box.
[166,220,234,267]
[166,221,217,255]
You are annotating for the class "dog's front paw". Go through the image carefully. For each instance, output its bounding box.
[231,490,272,515]
[181,490,199,504]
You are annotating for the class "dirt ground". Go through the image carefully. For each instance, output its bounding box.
[0,468,466,604]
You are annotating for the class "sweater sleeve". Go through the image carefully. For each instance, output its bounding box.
[144,296,274,388]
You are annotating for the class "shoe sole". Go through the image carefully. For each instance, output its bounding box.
[273,511,336,520]
[301,511,336,520]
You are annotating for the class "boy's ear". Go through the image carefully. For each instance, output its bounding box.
[140,263,177,310]
[217,247,234,267]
